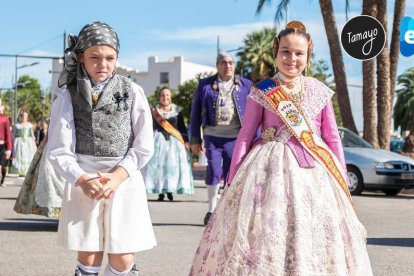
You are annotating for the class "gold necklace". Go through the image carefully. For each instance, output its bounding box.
[275,73,304,104]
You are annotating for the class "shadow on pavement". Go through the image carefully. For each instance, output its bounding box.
[0,197,17,201]
[356,193,414,200]
[152,222,204,227]
[0,218,58,232]
[192,167,206,181]
[367,237,414,247]
[148,199,207,203]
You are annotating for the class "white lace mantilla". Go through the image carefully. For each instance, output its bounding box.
[156,103,180,119]
[249,86,279,116]
[249,77,334,120]
[303,77,334,118]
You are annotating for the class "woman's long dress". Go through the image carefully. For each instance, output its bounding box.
[190,77,372,275]
[10,123,37,176]
[13,136,65,218]
[144,104,194,195]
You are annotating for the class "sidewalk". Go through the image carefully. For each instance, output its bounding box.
[0,174,207,275]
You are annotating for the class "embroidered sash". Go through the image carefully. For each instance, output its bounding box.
[151,107,186,145]
[254,78,352,203]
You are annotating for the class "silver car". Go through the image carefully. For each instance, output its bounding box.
[339,127,414,196]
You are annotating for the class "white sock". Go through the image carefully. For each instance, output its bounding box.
[207,185,220,212]
[103,263,134,276]
[76,261,101,274]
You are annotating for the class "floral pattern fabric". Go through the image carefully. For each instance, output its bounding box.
[190,139,372,275]
[14,138,61,218]
[143,105,194,195]
[144,130,194,194]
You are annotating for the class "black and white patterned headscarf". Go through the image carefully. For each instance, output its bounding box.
[58,21,120,111]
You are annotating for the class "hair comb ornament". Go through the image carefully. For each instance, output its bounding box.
[285,21,307,32]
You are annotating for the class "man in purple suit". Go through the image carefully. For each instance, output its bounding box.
[190,53,252,225]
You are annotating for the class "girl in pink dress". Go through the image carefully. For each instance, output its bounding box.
[190,21,372,276]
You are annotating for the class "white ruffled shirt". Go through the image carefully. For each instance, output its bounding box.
[48,83,154,186]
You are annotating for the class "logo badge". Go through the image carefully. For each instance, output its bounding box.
[286,109,302,126]
[400,16,414,58]
[341,15,386,61]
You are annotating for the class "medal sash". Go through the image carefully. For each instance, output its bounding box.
[151,107,186,146]
[254,78,352,203]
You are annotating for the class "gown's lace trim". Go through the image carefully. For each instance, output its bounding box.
[249,88,279,116]
[303,77,334,118]
[250,78,334,121]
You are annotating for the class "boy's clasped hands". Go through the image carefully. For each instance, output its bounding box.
[75,167,129,200]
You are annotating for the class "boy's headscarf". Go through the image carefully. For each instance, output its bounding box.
[58,21,120,110]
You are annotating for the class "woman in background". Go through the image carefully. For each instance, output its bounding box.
[10,111,37,176]
[144,87,194,201]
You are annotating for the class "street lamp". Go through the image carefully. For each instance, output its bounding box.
[39,88,46,125]
[13,60,40,124]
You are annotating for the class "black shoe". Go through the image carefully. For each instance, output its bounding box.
[167,192,173,201]
[204,212,213,226]
[130,264,139,275]
[74,267,98,276]
[157,194,165,201]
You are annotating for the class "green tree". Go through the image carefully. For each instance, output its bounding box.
[393,68,414,156]
[1,75,51,125]
[236,27,276,82]
[308,59,342,125]
[146,72,213,124]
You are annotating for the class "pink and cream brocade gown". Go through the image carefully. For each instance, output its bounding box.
[190,77,372,276]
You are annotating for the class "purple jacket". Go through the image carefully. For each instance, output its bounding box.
[190,75,253,144]
[227,77,347,184]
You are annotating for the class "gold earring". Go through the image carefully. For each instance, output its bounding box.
[274,61,278,72]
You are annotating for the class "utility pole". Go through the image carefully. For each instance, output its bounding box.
[0,54,63,124]
[217,36,220,56]
[63,31,67,54]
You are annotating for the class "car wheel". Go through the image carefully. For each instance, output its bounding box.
[382,189,402,196]
[347,166,363,195]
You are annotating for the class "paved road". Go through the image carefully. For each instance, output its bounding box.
[0,173,413,275]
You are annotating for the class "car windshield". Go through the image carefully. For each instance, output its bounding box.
[339,128,373,148]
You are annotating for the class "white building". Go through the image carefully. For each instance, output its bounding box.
[117,56,216,96]
[51,56,216,97]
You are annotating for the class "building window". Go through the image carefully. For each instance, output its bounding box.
[160,72,169,84]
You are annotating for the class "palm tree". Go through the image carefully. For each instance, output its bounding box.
[362,0,378,147]
[376,0,391,150]
[236,27,276,82]
[389,0,406,115]
[256,0,358,133]
[393,68,414,156]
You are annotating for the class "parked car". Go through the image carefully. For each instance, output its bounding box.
[390,138,405,153]
[339,127,414,196]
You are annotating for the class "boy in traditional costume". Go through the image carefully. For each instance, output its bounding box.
[49,22,156,276]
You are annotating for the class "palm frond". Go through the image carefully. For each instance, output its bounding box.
[275,0,290,24]
[256,0,271,15]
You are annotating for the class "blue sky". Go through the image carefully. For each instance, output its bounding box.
[1,0,413,130]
